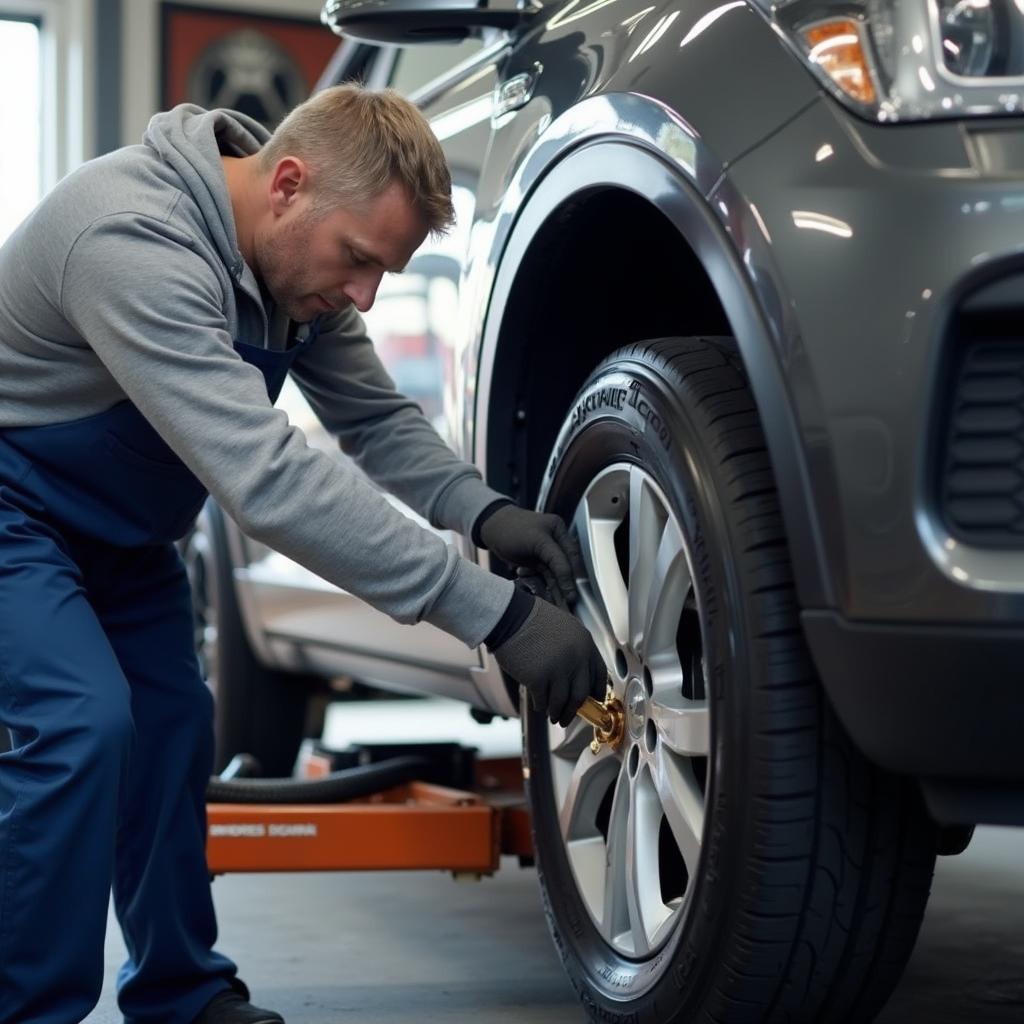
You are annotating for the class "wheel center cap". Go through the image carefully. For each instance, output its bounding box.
[625,677,646,739]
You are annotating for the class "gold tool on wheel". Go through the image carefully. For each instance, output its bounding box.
[576,680,625,754]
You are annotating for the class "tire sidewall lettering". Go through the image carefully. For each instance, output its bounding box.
[549,373,672,481]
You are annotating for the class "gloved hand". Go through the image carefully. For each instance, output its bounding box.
[491,595,607,726]
[477,503,583,607]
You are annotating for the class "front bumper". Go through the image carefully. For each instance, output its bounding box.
[803,610,1024,824]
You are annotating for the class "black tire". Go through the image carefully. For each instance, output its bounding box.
[184,502,316,778]
[524,338,937,1024]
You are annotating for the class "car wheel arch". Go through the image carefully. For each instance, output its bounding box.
[475,133,840,609]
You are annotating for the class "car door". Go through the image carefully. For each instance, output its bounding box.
[237,36,507,700]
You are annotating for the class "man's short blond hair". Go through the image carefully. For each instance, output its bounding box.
[260,84,455,237]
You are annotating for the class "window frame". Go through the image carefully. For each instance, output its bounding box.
[1,0,95,192]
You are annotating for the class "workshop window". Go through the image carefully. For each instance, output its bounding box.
[0,14,41,245]
[390,38,483,98]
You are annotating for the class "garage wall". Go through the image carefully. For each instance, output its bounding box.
[119,0,324,147]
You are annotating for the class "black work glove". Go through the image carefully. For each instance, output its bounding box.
[476,503,584,608]
[491,595,607,727]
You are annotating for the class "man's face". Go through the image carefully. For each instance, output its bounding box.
[255,179,428,323]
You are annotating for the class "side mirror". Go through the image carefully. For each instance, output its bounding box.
[321,0,539,46]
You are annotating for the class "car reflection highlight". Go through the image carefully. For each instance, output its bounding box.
[791,210,854,238]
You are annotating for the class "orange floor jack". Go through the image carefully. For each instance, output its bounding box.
[205,696,624,879]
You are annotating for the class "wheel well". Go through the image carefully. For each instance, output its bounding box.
[486,187,731,506]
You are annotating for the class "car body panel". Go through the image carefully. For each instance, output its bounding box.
[725,96,1024,621]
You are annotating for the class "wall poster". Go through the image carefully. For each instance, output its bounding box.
[160,4,340,129]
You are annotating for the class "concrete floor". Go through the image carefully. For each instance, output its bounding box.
[81,700,1024,1023]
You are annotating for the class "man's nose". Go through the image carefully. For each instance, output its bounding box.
[343,270,384,313]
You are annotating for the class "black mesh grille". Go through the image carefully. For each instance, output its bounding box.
[941,342,1024,546]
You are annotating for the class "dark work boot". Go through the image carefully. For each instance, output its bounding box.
[191,988,285,1024]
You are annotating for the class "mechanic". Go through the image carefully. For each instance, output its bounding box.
[0,85,607,1024]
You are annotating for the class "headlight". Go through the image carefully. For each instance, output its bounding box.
[750,0,1024,122]
[937,0,1001,77]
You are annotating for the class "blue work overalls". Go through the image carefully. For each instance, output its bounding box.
[0,325,316,1024]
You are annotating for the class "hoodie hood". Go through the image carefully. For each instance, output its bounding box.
[143,104,270,276]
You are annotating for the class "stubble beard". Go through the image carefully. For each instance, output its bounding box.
[254,209,319,323]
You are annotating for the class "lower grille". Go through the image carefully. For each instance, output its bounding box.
[941,341,1024,546]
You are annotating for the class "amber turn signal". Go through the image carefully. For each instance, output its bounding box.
[802,18,877,106]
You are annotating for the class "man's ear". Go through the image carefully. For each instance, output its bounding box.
[268,157,308,217]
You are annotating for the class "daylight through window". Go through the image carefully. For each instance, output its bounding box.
[0,16,41,245]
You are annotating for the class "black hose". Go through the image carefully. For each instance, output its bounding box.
[206,755,431,805]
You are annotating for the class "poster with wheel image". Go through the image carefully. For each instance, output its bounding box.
[160,3,340,130]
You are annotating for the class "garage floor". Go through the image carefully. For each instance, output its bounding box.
[82,699,1024,1023]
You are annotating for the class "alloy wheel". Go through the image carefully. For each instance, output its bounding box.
[548,462,710,957]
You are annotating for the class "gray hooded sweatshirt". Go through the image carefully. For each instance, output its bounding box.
[0,105,514,647]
